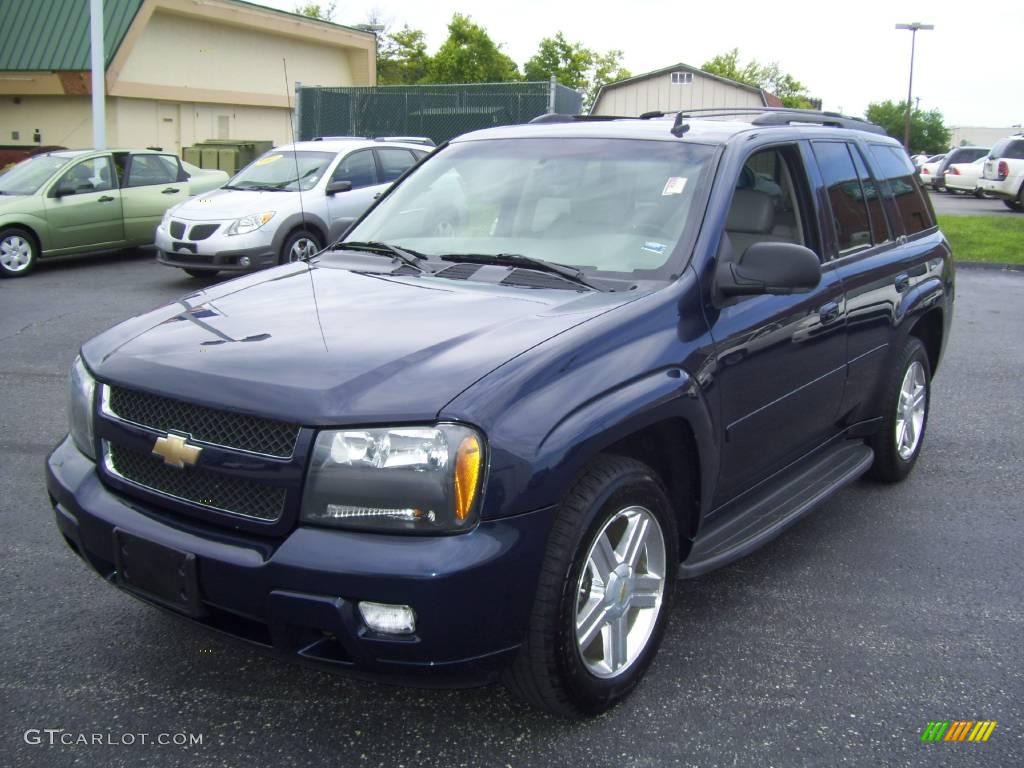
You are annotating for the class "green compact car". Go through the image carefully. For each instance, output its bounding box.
[0,149,228,277]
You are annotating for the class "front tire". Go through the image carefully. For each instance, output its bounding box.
[0,227,38,278]
[868,337,931,483]
[279,229,322,264]
[503,455,678,718]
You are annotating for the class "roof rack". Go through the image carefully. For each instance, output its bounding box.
[674,107,887,135]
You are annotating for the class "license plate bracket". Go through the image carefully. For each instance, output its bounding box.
[113,529,205,617]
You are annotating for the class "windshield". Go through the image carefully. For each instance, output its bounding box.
[227,151,334,191]
[0,153,77,195]
[346,138,716,277]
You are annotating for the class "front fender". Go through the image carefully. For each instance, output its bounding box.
[441,278,717,523]
[0,211,51,250]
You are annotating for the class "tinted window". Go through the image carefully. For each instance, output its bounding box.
[812,142,873,254]
[993,139,1024,160]
[868,144,935,236]
[56,156,115,195]
[376,148,416,182]
[126,154,179,187]
[951,148,988,163]
[332,150,377,189]
[849,145,891,245]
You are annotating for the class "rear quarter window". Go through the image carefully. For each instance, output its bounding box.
[989,138,1024,160]
[867,145,936,236]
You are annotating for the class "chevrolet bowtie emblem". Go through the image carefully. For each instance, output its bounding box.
[152,433,202,468]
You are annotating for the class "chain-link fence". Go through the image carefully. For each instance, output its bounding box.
[296,81,583,145]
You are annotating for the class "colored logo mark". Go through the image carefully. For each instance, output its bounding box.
[921,721,997,742]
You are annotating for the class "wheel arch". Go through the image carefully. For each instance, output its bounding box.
[0,221,43,254]
[908,306,944,376]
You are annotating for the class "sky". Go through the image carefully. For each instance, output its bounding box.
[256,0,1023,127]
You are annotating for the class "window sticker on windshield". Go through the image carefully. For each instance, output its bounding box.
[662,177,687,196]
[642,241,667,255]
[255,154,282,166]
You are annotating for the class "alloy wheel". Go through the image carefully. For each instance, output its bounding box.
[896,361,927,460]
[0,234,33,273]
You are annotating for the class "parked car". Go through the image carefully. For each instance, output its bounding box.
[155,139,430,277]
[918,154,945,185]
[978,134,1024,211]
[910,153,931,168]
[927,146,990,191]
[0,150,228,277]
[944,156,988,197]
[48,109,954,718]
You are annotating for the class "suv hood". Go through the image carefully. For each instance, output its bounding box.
[170,187,300,221]
[83,264,635,425]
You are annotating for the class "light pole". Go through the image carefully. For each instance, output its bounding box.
[895,22,934,152]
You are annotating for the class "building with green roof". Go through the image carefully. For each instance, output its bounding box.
[0,0,377,153]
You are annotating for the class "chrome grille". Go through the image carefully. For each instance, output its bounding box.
[106,386,299,458]
[106,443,286,522]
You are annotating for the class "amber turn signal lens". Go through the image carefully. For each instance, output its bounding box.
[453,434,482,522]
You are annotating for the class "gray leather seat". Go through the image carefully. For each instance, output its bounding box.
[723,189,787,261]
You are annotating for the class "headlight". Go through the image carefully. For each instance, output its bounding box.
[67,355,96,460]
[225,211,275,236]
[301,424,485,534]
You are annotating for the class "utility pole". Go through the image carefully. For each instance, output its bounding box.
[895,22,934,152]
[90,0,106,148]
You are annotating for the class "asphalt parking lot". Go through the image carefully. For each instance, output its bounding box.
[928,189,1017,217]
[2,252,1022,767]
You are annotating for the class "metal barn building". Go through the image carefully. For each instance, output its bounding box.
[591,62,779,117]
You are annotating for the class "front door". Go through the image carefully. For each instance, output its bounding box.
[325,148,382,240]
[120,153,185,243]
[706,143,848,505]
[43,155,124,253]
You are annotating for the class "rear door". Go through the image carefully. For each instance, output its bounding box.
[43,155,125,252]
[121,153,186,243]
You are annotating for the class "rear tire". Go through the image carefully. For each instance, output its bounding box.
[503,455,678,718]
[868,337,931,483]
[0,227,38,278]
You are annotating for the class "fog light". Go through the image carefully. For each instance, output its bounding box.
[358,601,416,635]
[239,256,251,267]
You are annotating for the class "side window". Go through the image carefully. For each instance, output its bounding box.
[331,150,377,189]
[722,145,812,264]
[126,155,179,187]
[56,156,115,195]
[849,145,891,246]
[867,144,935,236]
[376,148,416,182]
[812,141,873,255]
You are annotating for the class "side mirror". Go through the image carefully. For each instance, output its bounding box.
[53,179,77,198]
[326,180,352,196]
[718,241,821,297]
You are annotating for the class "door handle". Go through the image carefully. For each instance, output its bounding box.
[818,301,841,324]
[373,192,382,200]
[162,187,180,194]
[97,195,115,202]
[894,273,910,293]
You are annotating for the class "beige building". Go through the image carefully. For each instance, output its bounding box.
[949,125,1022,149]
[0,0,377,155]
[591,62,778,117]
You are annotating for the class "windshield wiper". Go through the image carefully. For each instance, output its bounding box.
[336,241,427,272]
[438,253,603,291]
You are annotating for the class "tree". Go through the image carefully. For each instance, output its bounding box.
[295,2,336,21]
[524,33,631,111]
[702,48,813,108]
[425,14,520,84]
[865,100,951,154]
[378,25,432,85]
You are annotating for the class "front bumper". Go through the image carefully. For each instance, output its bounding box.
[155,223,277,273]
[46,435,554,685]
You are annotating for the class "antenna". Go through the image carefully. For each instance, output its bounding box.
[282,58,312,261]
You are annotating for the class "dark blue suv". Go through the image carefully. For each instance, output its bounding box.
[47,109,954,717]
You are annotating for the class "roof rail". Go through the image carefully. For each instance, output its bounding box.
[528,112,668,125]
[374,136,436,146]
[674,107,887,135]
